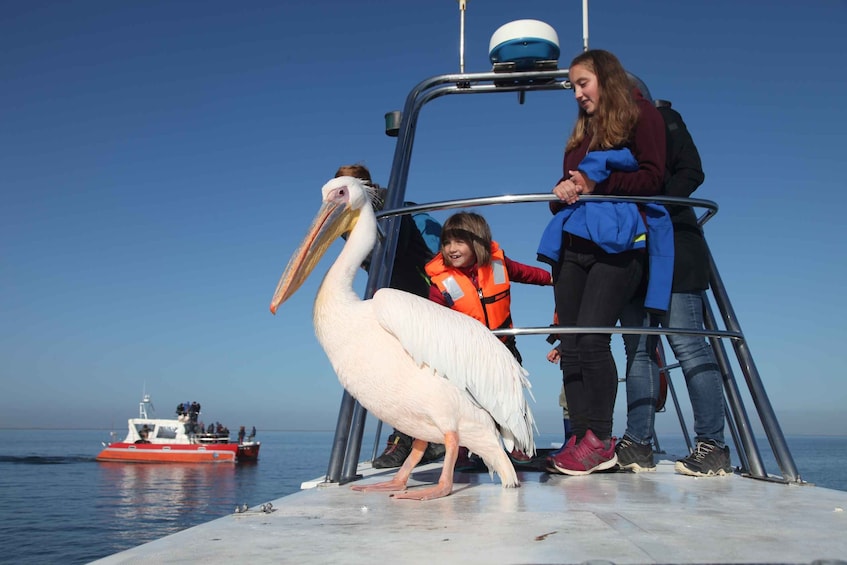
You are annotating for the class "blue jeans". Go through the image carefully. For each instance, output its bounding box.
[620,292,726,446]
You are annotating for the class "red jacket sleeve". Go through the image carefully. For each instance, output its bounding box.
[428,283,448,306]
[504,256,552,286]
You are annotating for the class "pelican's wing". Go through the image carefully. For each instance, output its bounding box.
[371,288,535,453]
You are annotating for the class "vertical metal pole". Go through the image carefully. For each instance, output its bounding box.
[458,0,467,73]
[582,0,589,52]
[341,402,368,483]
[701,295,762,475]
[704,244,800,482]
[325,390,357,483]
[371,421,385,461]
[664,371,693,453]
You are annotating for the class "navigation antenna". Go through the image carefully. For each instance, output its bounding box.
[458,0,467,72]
[139,393,155,419]
[582,0,589,52]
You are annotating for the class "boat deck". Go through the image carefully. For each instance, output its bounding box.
[93,457,847,564]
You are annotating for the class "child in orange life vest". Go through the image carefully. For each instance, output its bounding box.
[425,211,552,467]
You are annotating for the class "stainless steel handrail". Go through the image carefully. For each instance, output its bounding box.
[325,192,800,485]
[322,66,800,487]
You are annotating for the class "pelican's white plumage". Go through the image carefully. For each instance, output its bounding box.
[270,177,535,499]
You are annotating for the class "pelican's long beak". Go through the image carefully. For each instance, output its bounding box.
[269,197,357,314]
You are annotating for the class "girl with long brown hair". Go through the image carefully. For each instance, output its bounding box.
[546,49,667,476]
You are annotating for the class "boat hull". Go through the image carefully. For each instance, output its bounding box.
[236,442,260,462]
[96,442,243,463]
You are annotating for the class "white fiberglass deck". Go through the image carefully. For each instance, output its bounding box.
[94,458,847,564]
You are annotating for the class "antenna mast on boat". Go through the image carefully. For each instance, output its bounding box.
[458,0,467,72]
[582,0,589,52]
[139,392,154,419]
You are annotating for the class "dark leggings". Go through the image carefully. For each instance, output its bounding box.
[554,248,645,441]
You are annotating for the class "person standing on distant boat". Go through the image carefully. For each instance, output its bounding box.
[333,164,447,470]
[616,99,732,477]
[543,49,667,476]
[238,426,246,444]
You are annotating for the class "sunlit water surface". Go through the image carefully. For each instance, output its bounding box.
[0,429,844,564]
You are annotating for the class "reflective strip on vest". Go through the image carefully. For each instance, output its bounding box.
[492,259,506,285]
[442,276,465,301]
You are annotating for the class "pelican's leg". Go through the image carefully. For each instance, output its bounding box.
[392,431,458,500]
[351,438,428,492]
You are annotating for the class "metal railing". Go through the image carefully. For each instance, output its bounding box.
[320,67,801,487]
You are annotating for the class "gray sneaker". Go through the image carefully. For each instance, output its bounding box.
[675,440,732,477]
[615,436,656,472]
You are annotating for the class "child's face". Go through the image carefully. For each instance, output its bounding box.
[442,238,476,269]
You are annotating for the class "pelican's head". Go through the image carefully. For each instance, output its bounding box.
[269,177,376,314]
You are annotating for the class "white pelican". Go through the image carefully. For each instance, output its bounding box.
[270,177,535,500]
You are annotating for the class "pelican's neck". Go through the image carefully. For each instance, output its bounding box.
[319,203,377,304]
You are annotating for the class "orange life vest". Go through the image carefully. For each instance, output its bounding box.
[425,242,512,336]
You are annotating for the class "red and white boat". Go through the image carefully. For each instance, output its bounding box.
[96,394,260,463]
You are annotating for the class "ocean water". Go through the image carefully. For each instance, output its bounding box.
[0,429,845,564]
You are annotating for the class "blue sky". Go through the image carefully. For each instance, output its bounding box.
[2,0,845,439]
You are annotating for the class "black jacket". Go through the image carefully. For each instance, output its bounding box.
[659,105,710,292]
[389,214,435,297]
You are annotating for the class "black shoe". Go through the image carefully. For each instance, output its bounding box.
[675,440,732,477]
[372,431,412,469]
[615,436,656,473]
[421,442,445,464]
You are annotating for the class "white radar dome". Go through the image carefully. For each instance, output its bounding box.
[489,19,560,70]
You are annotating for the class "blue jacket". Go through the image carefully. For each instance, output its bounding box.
[578,148,638,183]
[537,201,675,312]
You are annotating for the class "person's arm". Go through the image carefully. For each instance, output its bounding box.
[593,97,666,197]
[428,283,448,306]
[503,256,553,285]
[569,147,639,195]
[660,106,705,198]
[551,138,590,212]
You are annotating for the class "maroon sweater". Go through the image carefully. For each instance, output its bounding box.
[551,90,666,214]
[428,256,551,307]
